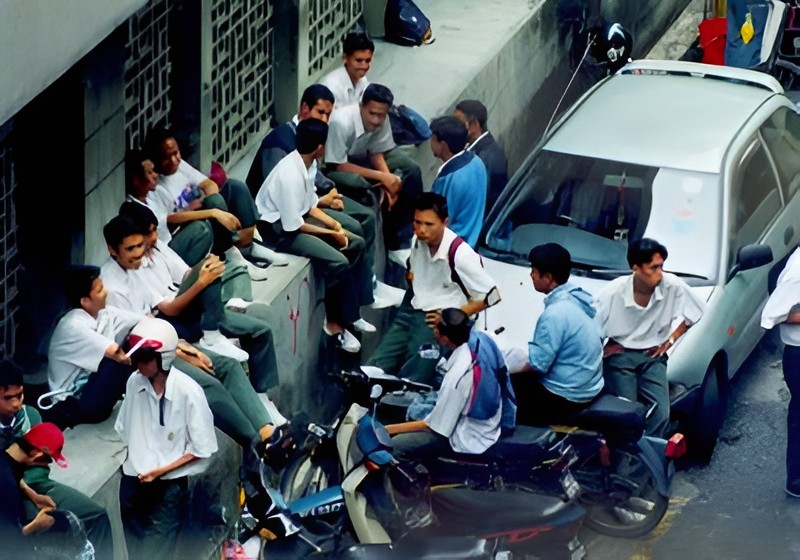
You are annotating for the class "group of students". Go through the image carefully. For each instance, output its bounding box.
[1,27,709,560]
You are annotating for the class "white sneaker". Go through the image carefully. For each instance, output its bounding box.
[372,280,405,309]
[225,298,269,317]
[353,318,376,333]
[248,243,290,266]
[198,331,250,362]
[225,247,269,281]
[338,329,361,353]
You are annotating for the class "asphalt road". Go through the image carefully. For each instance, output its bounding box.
[582,328,800,560]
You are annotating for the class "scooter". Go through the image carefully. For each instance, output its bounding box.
[240,369,587,559]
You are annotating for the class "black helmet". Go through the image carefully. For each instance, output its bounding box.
[593,22,632,71]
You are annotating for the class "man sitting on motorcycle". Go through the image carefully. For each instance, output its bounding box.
[385,308,516,459]
[511,243,605,426]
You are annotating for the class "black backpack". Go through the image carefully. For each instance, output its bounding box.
[384,0,434,47]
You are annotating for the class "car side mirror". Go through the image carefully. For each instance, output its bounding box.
[727,243,773,282]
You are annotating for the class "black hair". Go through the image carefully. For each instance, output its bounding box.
[300,84,335,111]
[528,243,572,285]
[437,308,472,346]
[343,32,375,55]
[627,238,668,268]
[362,83,393,107]
[430,116,468,155]
[103,214,149,249]
[0,358,24,389]
[455,99,488,130]
[125,149,147,194]
[142,126,176,169]
[119,200,158,230]
[415,192,449,220]
[296,119,329,154]
[65,264,102,309]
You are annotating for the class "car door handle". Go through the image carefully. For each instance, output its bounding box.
[786,226,795,245]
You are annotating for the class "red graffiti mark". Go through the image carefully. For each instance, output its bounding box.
[289,277,311,355]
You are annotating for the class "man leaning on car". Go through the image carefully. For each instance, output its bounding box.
[594,238,706,437]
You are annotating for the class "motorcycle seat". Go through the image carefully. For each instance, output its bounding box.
[576,394,646,439]
[482,425,556,461]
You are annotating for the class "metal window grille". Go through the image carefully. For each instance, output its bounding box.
[124,0,174,151]
[0,122,20,359]
[305,0,364,80]
[207,0,274,165]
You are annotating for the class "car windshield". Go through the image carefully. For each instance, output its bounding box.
[481,150,720,284]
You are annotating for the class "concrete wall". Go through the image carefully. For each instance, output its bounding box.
[0,0,146,128]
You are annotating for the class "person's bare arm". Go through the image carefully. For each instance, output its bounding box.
[20,480,56,510]
[22,507,55,536]
[138,453,199,483]
[198,177,220,196]
[104,342,132,365]
[167,208,240,232]
[647,320,691,358]
[156,256,224,317]
[335,161,400,191]
[296,207,349,248]
[787,303,800,324]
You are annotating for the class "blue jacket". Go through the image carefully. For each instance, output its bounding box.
[528,283,604,402]
[432,151,487,247]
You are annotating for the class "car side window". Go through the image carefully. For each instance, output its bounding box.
[729,139,782,267]
[760,106,800,202]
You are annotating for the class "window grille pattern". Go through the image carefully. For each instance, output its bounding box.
[0,123,20,359]
[124,0,173,151]
[208,0,274,165]
[306,0,364,79]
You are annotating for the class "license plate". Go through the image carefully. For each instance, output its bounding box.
[562,471,580,500]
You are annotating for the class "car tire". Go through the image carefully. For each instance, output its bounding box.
[689,359,729,463]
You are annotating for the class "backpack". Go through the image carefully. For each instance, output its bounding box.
[389,104,432,146]
[385,0,435,47]
[464,330,517,434]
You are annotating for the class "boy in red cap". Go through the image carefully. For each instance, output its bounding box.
[1,422,66,552]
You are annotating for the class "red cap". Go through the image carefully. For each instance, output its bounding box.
[23,422,68,468]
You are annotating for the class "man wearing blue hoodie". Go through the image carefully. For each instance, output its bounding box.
[513,243,604,426]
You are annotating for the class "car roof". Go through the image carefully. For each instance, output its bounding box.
[545,68,779,174]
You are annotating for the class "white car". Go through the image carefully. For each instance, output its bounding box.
[479,60,800,459]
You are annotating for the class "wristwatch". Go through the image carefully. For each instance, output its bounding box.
[667,336,676,346]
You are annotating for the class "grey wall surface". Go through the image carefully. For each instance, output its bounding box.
[0,0,146,127]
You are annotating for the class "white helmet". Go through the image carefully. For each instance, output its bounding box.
[127,317,179,371]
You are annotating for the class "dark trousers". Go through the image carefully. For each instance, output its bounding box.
[120,474,189,560]
[511,373,593,426]
[42,358,135,429]
[784,345,800,489]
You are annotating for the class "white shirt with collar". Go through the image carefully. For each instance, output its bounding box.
[145,186,179,244]
[594,272,705,349]
[319,66,369,108]
[466,131,490,152]
[426,342,502,454]
[116,367,218,479]
[408,227,496,311]
[256,150,318,231]
[47,306,143,396]
[324,104,395,165]
[101,257,164,316]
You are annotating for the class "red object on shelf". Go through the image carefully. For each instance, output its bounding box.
[699,17,728,65]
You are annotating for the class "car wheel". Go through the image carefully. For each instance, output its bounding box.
[689,359,729,462]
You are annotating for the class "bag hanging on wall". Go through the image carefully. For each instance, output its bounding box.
[384,0,435,46]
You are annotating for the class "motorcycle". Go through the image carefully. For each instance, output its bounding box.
[240,368,588,559]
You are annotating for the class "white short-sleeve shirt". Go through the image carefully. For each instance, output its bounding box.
[594,272,706,349]
[426,343,502,454]
[144,186,178,244]
[324,104,395,165]
[115,367,218,479]
[409,228,497,311]
[256,150,318,231]
[101,257,164,316]
[319,66,369,108]
[47,306,143,396]
[157,160,209,211]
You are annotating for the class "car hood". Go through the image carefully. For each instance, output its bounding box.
[481,257,716,351]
